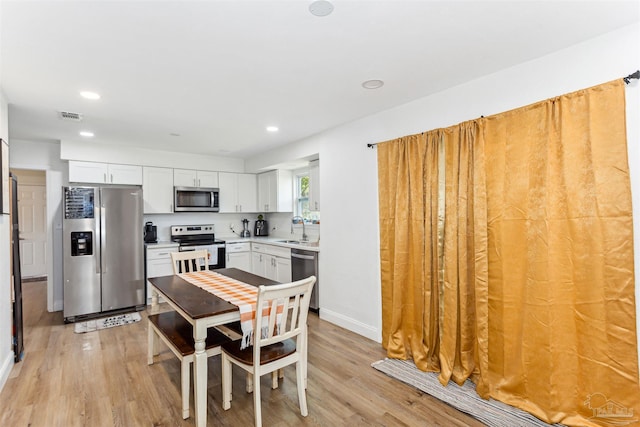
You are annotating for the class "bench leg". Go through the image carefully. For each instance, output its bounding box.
[147,323,155,365]
[182,360,190,419]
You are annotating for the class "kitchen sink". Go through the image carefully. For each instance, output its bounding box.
[277,240,319,247]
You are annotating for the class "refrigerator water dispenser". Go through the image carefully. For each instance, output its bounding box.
[70,231,93,256]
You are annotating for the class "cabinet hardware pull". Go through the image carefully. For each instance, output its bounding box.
[103,173,107,182]
[110,174,113,183]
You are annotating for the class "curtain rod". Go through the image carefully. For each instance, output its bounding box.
[624,70,640,84]
[367,70,640,149]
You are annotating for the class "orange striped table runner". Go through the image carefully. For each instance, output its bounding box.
[180,270,277,349]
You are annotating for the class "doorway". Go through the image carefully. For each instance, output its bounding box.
[10,169,47,281]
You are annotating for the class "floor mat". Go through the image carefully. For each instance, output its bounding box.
[372,358,564,427]
[74,312,142,333]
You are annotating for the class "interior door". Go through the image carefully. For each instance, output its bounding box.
[18,184,47,278]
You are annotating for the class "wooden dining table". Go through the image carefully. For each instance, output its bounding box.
[148,267,280,427]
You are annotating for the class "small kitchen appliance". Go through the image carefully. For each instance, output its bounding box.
[144,221,158,243]
[254,216,269,237]
[240,218,251,238]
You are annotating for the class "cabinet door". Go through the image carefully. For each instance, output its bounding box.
[108,164,142,185]
[143,167,174,213]
[275,170,293,212]
[174,169,197,187]
[146,248,174,303]
[69,161,108,183]
[275,256,292,282]
[218,172,239,212]
[197,170,219,188]
[252,252,267,277]
[257,172,274,212]
[237,173,257,213]
[308,164,320,211]
[227,252,252,272]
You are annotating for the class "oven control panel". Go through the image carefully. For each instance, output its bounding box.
[171,224,215,236]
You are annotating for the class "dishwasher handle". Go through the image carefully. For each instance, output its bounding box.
[291,252,316,260]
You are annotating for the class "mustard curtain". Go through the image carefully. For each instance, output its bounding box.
[378,123,490,390]
[377,79,639,426]
[481,79,639,425]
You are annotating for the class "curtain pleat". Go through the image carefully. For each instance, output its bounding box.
[377,79,639,426]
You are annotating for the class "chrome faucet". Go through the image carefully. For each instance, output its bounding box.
[292,216,308,241]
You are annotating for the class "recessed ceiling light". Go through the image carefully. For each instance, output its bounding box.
[266,126,279,132]
[362,79,384,89]
[79,131,94,137]
[309,0,334,17]
[80,91,101,100]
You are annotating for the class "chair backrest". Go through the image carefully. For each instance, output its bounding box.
[170,250,209,274]
[253,276,316,357]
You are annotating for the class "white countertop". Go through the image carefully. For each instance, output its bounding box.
[145,237,319,252]
[145,240,180,249]
[225,236,320,252]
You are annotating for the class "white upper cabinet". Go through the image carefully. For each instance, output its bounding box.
[219,172,257,213]
[173,169,219,188]
[257,170,293,213]
[308,161,320,211]
[69,161,142,185]
[143,166,174,214]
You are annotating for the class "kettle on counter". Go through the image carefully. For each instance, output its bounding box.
[144,221,158,243]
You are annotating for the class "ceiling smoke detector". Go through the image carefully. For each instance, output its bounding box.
[59,111,83,121]
[309,0,334,17]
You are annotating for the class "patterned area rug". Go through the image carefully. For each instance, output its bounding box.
[74,312,142,333]
[372,358,564,427]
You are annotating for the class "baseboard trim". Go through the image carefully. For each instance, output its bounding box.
[0,351,15,393]
[319,308,381,343]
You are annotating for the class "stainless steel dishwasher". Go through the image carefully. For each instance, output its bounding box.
[291,248,319,312]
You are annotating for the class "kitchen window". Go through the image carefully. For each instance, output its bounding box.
[294,172,319,224]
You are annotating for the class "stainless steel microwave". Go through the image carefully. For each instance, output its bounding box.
[174,187,219,212]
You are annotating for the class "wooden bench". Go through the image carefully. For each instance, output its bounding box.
[147,311,231,419]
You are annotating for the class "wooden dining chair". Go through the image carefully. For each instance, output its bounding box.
[221,275,317,427]
[170,249,209,274]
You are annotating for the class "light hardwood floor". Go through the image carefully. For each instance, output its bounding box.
[0,281,485,426]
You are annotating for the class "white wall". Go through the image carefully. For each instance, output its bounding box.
[9,140,67,312]
[0,0,14,389]
[246,23,640,353]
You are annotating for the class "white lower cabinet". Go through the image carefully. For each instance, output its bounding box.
[251,243,291,282]
[226,242,252,272]
[146,245,178,303]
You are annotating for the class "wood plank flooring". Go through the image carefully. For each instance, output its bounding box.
[0,281,485,426]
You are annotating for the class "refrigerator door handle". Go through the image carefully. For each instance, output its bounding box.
[100,204,107,274]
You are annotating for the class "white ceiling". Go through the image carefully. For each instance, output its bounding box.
[1,1,638,159]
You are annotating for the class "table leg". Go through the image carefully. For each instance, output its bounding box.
[151,288,158,311]
[193,323,208,427]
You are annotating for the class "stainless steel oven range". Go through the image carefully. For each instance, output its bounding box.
[170,224,226,270]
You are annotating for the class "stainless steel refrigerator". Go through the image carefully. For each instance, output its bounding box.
[63,185,145,322]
